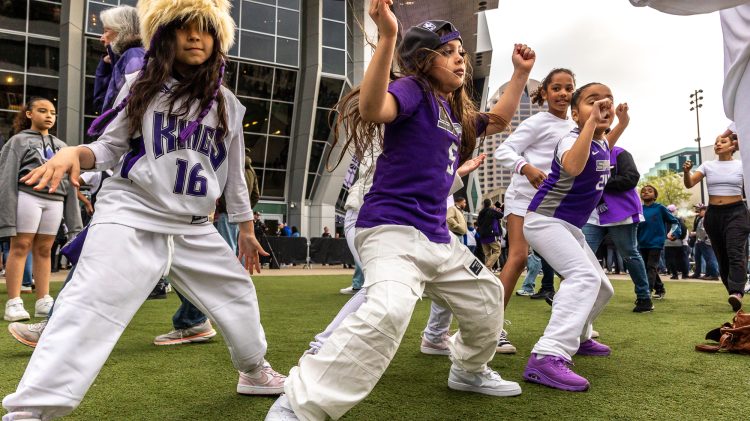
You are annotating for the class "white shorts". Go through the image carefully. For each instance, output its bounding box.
[16,191,64,235]
[503,189,532,218]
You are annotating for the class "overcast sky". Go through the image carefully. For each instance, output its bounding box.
[485,0,729,174]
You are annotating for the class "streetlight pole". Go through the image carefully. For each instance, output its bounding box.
[690,89,705,203]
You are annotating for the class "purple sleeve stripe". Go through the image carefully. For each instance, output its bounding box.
[120,136,146,179]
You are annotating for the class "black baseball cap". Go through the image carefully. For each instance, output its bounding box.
[398,20,462,69]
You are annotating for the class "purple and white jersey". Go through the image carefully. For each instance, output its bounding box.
[528,128,611,228]
[83,74,251,235]
[356,76,487,243]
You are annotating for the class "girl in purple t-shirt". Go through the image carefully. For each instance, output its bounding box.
[267,1,536,419]
[523,83,626,392]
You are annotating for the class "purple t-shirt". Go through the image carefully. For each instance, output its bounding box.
[528,128,611,228]
[356,76,487,243]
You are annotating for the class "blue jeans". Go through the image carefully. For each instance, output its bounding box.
[351,263,364,289]
[582,223,651,300]
[214,212,239,254]
[520,253,542,293]
[2,241,33,287]
[694,241,719,277]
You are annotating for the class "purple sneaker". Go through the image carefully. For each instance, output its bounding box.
[523,354,590,392]
[577,339,611,356]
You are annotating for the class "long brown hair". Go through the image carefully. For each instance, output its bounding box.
[12,97,50,135]
[125,20,228,139]
[327,28,507,171]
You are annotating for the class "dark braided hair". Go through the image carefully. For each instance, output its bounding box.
[530,68,575,106]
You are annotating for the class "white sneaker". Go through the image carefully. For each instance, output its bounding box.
[4,298,30,322]
[591,329,600,339]
[2,411,41,421]
[20,285,33,294]
[447,364,522,397]
[265,395,299,420]
[339,286,359,295]
[34,295,54,318]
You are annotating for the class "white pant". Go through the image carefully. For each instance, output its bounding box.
[16,191,64,235]
[737,62,750,196]
[3,223,268,419]
[344,209,362,267]
[285,225,504,420]
[524,212,614,360]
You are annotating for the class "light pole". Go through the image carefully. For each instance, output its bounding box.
[690,89,705,203]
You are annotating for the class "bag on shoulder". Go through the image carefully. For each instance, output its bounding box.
[695,310,750,354]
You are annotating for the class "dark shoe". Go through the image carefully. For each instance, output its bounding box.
[633,298,654,313]
[652,291,666,300]
[545,291,555,307]
[147,281,168,300]
[531,290,554,300]
[700,275,719,281]
[728,293,743,312]
[689,273,701,279]
[669,275,678,280]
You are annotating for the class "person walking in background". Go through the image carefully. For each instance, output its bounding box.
[477,199,503,271]
[637,185,681,300]
[691,205,720,280]
[447,196,468,239]
[664,204,690,280]
[683,134,750,311]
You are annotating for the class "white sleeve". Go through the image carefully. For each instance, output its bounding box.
[555,135,577,160]
[224,99,253,223]
[493,120,537,174]
[694,162,706,175]
[449,172,464,195]
[629,0,748,15]
[81,77,135,171]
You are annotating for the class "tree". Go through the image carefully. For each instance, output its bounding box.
[639,171,692,208]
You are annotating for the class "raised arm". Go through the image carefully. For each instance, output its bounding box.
[484,44,535,136]
[606,103,630,149]
[359,0,399,123]
[682,160,704,188]
[561,99,612,176]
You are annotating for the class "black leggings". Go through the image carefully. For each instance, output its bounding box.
[704,201,750,294]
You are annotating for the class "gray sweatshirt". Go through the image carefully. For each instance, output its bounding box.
[0,129,82,238]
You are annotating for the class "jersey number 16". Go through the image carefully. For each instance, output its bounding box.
[173,159,208,197]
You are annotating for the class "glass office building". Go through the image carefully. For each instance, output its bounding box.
[0,0,495,236]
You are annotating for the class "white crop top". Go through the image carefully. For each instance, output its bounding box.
[695,159,744,196]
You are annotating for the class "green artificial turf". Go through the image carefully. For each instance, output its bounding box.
[0,275,745,420]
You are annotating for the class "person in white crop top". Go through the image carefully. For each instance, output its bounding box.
[683,134,750,311]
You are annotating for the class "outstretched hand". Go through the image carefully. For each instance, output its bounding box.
[238,231,270,275]
[511,43,535,74]
[457,153,486,177]
[19,146,81,193]
[369,0,397,38]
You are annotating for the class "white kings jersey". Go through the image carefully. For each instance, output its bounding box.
[83,74,251,234]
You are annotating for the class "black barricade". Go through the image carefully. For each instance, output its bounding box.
[309,238,355,266]
[261,236,308,265]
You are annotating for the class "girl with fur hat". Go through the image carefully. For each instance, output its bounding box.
[3,1,284,419]
[267,1,535,419]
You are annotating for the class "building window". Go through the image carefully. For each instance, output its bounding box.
[0,0,60,139]
[234,0,300,67]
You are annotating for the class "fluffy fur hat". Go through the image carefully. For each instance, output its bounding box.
[137,0,235,53]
